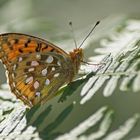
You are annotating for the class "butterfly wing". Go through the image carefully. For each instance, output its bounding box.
[0,33,68,61]
[0,33,75,107]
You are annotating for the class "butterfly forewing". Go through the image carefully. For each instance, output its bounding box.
[0,33,68,62]
[0,33,75,107]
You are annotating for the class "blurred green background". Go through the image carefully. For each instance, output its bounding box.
[0,0,140,139]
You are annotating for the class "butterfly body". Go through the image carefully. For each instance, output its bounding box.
[0,33,83,107]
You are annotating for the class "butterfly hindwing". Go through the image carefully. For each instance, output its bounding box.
[8,51,74,106]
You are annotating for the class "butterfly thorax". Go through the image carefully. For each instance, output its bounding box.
[69,48,83,74]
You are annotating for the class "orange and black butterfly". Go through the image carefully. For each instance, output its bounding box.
[0,21,100,107]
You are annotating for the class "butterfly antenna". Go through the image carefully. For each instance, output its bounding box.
[69,21,78,49]
[78,21,100,48]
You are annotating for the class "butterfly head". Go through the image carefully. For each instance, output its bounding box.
[69,48,83,73]
[69,21,100,74]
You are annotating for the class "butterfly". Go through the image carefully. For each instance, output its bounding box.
[0,21,100,107]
